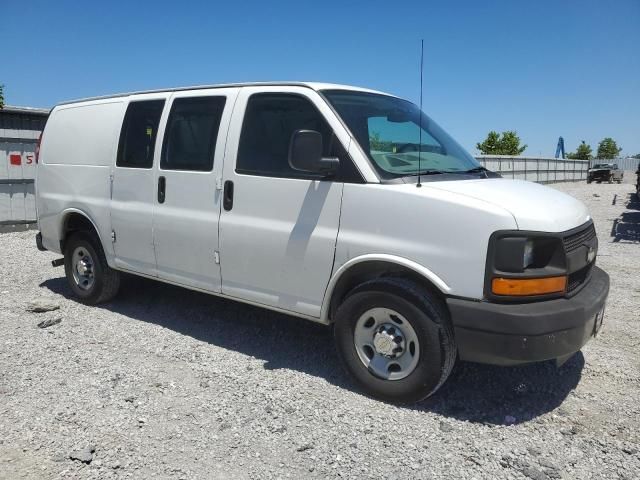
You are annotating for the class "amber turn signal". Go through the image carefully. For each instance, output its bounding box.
[491,276,567,296]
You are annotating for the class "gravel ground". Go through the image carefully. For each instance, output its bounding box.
[1,177,639,480]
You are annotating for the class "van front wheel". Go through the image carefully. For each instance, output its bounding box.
[334,278,456,403]
[64,232,120,305]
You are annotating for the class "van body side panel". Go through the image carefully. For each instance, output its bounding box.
[111,167,158,273]
[36,100,125,258]
[334,183,518,300]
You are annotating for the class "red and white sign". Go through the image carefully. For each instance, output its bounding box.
[7,153,34,167]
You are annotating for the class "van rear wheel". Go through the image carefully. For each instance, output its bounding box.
[334,277,456,403]
[64,232,120,305]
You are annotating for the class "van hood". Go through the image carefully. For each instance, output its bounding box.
[423,178,590,232]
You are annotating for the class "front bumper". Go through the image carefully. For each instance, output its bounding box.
[447,266,609,366]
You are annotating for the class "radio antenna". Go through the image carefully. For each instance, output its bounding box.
[417,39,424,188]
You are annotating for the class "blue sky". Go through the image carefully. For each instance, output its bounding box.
[2,0,639,156]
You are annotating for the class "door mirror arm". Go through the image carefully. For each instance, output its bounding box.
[318,157,340,179]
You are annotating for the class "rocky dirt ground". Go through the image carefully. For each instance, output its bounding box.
[1,177,638,480]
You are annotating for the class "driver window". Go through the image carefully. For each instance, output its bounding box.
[236,93,362,182]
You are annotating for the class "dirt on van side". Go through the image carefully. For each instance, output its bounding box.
[0,176,638,480]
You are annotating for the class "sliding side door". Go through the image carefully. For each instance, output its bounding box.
[152,88,238,292]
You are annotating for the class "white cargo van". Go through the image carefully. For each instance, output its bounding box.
[35,82,609,402]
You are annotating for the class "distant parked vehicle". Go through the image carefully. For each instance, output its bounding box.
[587,163,623,184]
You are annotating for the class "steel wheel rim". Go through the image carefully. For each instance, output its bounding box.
[353,307,420,381]
[71,246,95,291]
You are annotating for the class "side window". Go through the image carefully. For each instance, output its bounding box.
[236,93,359,180]
[117,100,165,168]
[161,96,226,171]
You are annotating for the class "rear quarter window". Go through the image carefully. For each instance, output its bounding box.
[117,100,165,169]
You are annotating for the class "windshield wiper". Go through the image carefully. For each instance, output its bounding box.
[460,166,490,178]
[461,166,488,173]
[408,168,486,178]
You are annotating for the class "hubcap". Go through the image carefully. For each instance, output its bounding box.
[353,307,420,381]
[72,247,95,291]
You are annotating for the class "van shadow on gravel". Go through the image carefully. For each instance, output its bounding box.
[41,275,584,425]
[611,193,640,242]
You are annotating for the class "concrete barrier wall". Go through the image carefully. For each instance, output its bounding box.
[476,156,589,183]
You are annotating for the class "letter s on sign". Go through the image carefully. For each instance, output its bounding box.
[26,155,34,165]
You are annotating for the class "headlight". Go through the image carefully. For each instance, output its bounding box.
[486,233,567,299]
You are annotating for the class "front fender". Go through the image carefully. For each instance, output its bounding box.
[320,254,451,323]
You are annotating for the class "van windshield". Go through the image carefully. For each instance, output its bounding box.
[323,90,480,180]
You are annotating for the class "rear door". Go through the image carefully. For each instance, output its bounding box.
[152,88,238,292]
[111,96,167,275]
[219,86,362,317]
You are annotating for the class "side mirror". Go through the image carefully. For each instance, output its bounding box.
[288,130,339,175]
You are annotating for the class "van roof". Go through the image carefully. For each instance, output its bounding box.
[57,82,394,106]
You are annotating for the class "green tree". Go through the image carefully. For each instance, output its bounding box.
[631,153,640,159]
[476,131,501,154]
[476,130,527,155]
[566,141,593,160]
[0,84,4,109]
[596,137,622,159]
[369,132,393,152]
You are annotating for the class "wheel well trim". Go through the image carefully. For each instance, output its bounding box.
[59,208,105,248]
[320,254,451,323]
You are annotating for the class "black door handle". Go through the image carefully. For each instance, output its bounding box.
[158,176,166,204]
[223,180,234,211]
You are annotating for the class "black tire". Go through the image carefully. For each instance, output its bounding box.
[334,277,456,403]
[64,232,120,305]
[587,179,592,184]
